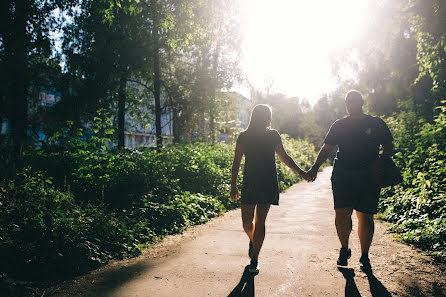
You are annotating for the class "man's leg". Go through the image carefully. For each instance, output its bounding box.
[252,204,271,260]
[241,204,255,242]
[356,211,374,255]
[335,207,353,249]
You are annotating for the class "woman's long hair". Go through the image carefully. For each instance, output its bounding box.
[246,104,272,132]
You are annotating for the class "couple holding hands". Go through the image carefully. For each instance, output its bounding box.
[230,90,394,274]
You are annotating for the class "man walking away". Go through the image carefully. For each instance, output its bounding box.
[307,90,394,272]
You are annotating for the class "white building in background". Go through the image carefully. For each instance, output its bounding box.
[0,88,249,148]
[124,110,173,149]
[125,91,252,148]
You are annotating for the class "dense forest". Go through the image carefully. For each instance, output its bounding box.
[0,0,445,292]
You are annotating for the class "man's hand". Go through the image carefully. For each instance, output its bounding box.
[230,185,239,201]
[306,143,335,182]
[307,166,319,182]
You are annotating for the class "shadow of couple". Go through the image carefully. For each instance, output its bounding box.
[227,266,392,297]
[338,267,392,297]
[227,265,257,297]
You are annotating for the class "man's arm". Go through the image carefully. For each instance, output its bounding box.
[381,141,394,156]
[307,143,336,182]
[377,117,394,157]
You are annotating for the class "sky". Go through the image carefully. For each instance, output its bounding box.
[238,0,373,103]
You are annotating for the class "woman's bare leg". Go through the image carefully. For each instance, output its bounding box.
[241,204,256,242]
[252,204,271,260]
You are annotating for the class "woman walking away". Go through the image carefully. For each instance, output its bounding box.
[230,104,308,274]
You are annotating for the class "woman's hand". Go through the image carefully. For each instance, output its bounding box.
[300,171,310,182]
[230,185,239,201]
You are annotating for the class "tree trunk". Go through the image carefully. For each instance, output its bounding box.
[172,107,180,143]
[209,41,220,144]
[10,0,28,155]
[153,26,162,150]
[117,74,126,149]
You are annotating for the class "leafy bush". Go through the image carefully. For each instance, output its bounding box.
[0,170,227,280]
[378,103,446,259]
[0,130,317,281]
[277,135,317,191]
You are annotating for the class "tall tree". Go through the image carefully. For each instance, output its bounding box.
[331,0,445,119]
[0,0,76,160]
[161,0,242,143]
[63,0,147,149]
[150,0,163,150]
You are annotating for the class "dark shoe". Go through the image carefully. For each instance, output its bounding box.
[337,248,351,266]
[248,241,253,259]
[360,254,372,272]
[248,258,259,274]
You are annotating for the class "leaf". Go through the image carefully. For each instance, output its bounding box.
[417,172,425,180]
[105,129,114,135]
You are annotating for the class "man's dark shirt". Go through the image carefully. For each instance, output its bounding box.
[324,115,393,170]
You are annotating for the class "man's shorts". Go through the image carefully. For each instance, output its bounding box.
[331,169,381,214]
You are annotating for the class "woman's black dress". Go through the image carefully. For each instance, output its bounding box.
[236,129,281,205]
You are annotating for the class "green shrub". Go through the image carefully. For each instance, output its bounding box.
[378,103,446,260]
[0,170,229,280]
[0,127,318,281]
[277,135,317,191]
[0,168,124,279]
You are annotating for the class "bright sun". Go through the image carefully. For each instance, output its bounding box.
[239,0,370,103]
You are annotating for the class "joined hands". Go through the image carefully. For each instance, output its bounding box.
[301,166,318,182]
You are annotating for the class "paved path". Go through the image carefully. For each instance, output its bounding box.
[49,167,445,297]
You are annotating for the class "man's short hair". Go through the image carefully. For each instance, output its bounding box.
[345,90,363,104]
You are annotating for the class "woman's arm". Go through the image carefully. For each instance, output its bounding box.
[230,141,244,201]
[275,142,306,178]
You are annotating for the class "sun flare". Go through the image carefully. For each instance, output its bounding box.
[240,0,370,102]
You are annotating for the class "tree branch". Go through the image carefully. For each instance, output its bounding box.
[127,78,154,95]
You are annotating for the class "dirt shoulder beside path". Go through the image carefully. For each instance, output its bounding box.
[47,167,445,297]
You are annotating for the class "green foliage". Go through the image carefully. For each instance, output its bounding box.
[252,90,347,148]
[0,131,317,281]
[328,0,446,260]
[378,103,446,259]
[0,168,123,280]
[277,135,317,191]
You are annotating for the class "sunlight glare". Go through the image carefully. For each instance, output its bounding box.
[240,0,370,102]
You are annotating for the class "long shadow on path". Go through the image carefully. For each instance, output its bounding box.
[228,266,256,297]
[365,270,392,297]
[338,267,393,297]
[47,261,152,297]
[338,267,362,297]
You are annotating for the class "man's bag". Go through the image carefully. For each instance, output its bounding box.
[371,155,403,187]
